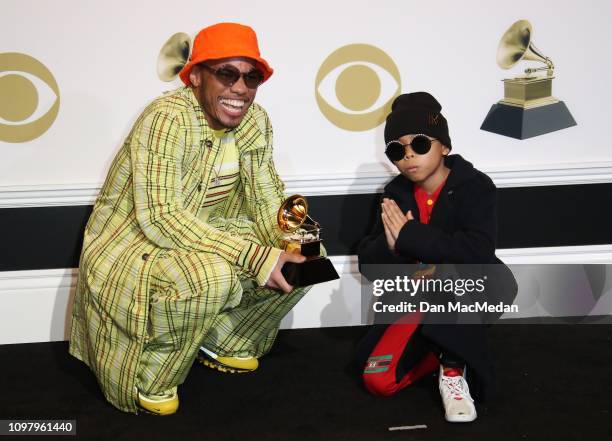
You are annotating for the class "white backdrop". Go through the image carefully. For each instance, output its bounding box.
[1,0,611,187]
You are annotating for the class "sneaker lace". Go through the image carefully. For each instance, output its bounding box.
[441,375,473,402]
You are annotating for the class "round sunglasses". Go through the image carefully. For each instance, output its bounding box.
[202,64,265,89]
[385,134,436,162]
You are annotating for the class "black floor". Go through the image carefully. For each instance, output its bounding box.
[1,324,611,441]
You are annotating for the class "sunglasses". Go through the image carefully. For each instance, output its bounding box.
[385,134,435,162]
[202,64,265,89]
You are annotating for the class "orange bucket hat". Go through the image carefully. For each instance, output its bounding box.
[179,22,274,86]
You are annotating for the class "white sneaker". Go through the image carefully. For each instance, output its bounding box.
[438,365,477,423]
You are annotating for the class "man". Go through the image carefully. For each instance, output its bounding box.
[69,22,309,415]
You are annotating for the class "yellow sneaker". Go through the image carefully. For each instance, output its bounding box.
[138,386,179,416]
[198,347,258,373]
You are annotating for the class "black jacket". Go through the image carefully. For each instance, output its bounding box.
[359,154,501,266]
[357,154,518,401]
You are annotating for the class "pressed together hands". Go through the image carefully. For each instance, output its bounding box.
[381,197,413,251]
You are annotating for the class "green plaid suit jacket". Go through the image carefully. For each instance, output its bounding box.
[69,86,289,412]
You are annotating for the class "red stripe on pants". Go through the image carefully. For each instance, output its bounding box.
[362,316,439,396]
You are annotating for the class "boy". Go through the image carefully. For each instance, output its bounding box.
[357,92,517,422]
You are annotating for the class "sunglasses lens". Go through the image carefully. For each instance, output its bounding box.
[385,141,405,162]
[244,70,264,88]
[411,135,432,154]
[214,66,263,89]
[215,67,241,86]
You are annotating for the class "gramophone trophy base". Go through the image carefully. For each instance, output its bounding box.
[502,76,554,106]
[481,101,576,140]
[481,76,577,139]
[281,257,340,287]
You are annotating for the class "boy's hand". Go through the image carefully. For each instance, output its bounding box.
[381,198,414,250]
[382,215,396,250]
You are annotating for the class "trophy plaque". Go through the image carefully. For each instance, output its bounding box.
[480,19,576,139]
[277,195,339,287]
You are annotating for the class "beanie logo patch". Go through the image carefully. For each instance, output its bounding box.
[428,114,440,126]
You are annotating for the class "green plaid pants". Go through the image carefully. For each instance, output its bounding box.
[136,250,309,395]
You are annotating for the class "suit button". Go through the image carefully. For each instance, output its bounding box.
[142,253,150,261]
[205,139,213,148]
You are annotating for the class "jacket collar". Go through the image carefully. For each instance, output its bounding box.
[441,154,478,190]
[183,87,204,121]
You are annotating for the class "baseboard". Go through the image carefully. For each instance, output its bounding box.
[1,245,611,345]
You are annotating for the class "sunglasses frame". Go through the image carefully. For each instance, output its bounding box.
[385,134,436,162]
[201,64,264,89]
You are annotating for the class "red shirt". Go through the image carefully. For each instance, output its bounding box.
[413,180,446,225]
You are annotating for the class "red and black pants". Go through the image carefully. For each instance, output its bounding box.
[355,315,466,396]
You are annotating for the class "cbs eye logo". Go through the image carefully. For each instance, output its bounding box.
[315,44,401,132]
[0,53,60,143]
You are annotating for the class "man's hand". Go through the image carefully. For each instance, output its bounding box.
[265,251,306,293]
[381,198,414,251]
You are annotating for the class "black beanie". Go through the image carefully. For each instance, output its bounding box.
[384,92,452,150]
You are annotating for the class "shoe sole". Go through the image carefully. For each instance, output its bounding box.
[198,357,255,374]
[138,406,177,416]
[445,412,477,423]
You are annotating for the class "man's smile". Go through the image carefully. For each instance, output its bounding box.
[218,97,247,116]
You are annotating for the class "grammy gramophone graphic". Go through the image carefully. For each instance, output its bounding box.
[481,20,576,139]
[277,195,339,287]
[157,32,191,81]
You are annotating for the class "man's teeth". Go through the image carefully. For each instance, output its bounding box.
[220,99,245,110]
